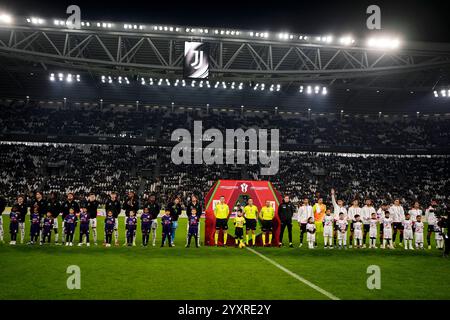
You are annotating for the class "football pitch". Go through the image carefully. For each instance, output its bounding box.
[0,217,449,300]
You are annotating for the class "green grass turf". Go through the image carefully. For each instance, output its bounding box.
[0,216,449,300]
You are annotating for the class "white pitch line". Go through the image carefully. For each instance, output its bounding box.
[246,247,340,300]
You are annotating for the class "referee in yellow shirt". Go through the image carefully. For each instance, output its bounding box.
[244,198,259,246]
[259,200,275,247]
[214,196,230,246]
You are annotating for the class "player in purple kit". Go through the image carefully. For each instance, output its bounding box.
[28,206,41,245]
[9,207,20,245]
[186,208,200,248]
[78,206,90,247]
[161,209,172,247]
[104,210,116,247]
[41,212,54,245]
[141,207,152,246]
[64,208,77,246]
[126,211,137,246]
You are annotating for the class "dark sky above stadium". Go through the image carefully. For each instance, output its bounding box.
[1,0,449,43]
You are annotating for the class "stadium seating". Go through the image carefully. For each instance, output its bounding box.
[0,143,448,208]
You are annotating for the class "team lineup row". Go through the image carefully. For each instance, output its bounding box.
[0,190,447,250]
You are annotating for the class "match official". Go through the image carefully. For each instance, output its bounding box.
[214,196,230,247]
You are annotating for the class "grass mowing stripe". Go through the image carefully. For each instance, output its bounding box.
[246,247,340,300]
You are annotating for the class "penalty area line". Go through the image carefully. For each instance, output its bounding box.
[246,247,340,300]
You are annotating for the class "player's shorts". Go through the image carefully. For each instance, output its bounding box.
[215,218,228,230]
[415,232,423,243]
[114,218,119,230]
[427,225,435,232]
[235,227,243,239]
[349,221,355,232]
[151,219,158,230]
[363,224,370,233]
[383,229,392,239]
[300,223,307,233]
[80,225,90,234]
[53,218,59,229]
[333,221,340,231]
[369,228,377,238]
[141,224,151,233]
[404,230,413,240]
[337,230,347,240]
[261,220,273,232]
[307,232,315,242]
[354,230,363,240]
[245,218,257,231]
[65,226,75,235]
[393,222,403,230]
[323,226,333,237]
[89,218,97,228]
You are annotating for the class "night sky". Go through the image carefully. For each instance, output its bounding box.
[1,0,449,43]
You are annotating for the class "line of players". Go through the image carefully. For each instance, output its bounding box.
[214,190,446,250]
[1,192,203,248]
[0,190,446,250]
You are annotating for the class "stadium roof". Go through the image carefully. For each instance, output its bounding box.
[0,14,449,112]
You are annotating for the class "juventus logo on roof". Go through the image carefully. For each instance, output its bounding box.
[184,42,209,79]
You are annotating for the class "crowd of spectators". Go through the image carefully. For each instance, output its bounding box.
[1,101,449,149]
[1,143,448,209]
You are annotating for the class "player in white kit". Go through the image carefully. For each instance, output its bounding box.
[353,215,363,248]
[408,201,422,222]
[402,212,414,250]
[348,200,361,248]
[297,198,314,247]
[331,189,347,247]
[381,211,394,249]
[434,218,444,249]
[336,212,348,249]
[377,203,389,243]
[369,212,379,248]
[361,199,376,248]
[323,209,334,249]
[413,215,424,249]
[389,199,405,247]
[306,217,316,249]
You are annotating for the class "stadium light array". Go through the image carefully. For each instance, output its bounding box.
[214,29,240,36]
[124,24,145,30]
[249,31,269,38]
[18,14,407,51]
[27,17,45,25]
[134,77,280,93]
[96,22,113,28]
[367,37,401,49]
[434,89,450,98]
[49,73,80,82]
[0,12,13,24]
[299,84,327,95]
[152,25,180,32]
[339,36,355,46]
[316,35,333,43]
